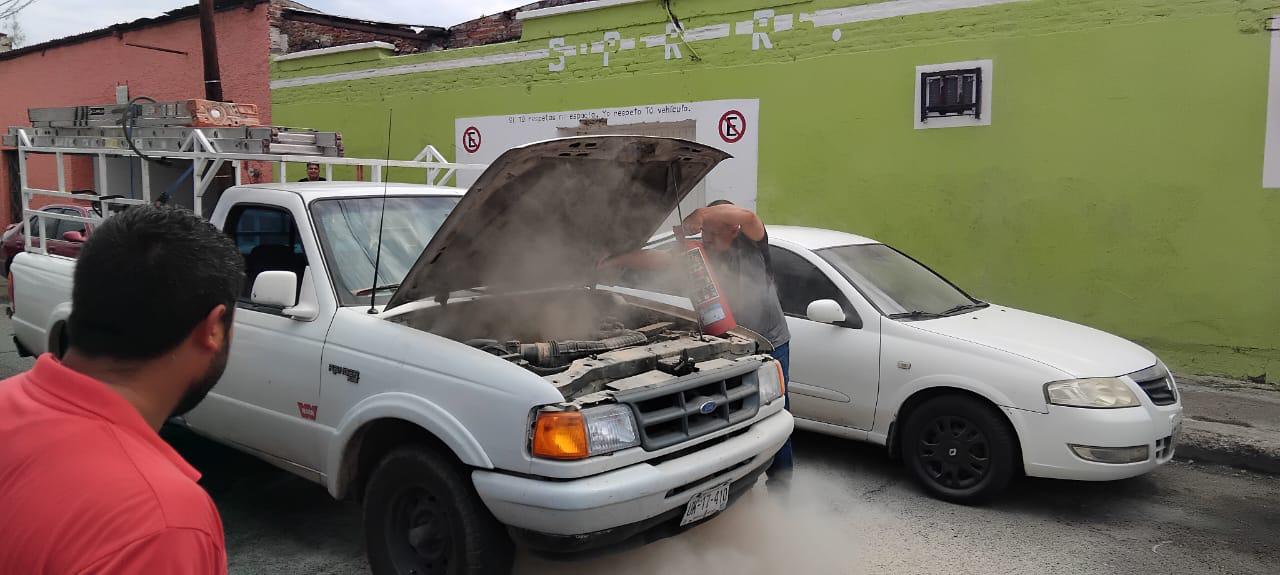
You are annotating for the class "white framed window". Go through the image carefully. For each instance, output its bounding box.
[914,59,994,130]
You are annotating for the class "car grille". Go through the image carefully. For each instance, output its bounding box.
[616,372,760,451]
[1155,434,1175,461]
[1134,374,1177,406]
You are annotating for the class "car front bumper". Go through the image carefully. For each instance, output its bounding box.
[470,409,792,548]
[1010,398,1182,481]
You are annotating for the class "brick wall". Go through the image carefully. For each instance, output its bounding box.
[268,2,443,55]
[276,18,434,53]
[447,0,592,48]
[0,2,274,226]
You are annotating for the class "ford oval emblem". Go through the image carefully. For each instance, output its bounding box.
[698,400,717,415]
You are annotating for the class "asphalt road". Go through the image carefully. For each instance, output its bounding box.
[2,326,1277,575]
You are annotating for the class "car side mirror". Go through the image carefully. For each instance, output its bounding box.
[806,299,847,324]
[61,230,85,243]
[251,271,298,308]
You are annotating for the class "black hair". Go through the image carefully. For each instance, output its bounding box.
[707,199,735,207]
[68,206,244,360]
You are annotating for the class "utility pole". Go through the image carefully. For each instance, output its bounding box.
[198,0,224,101]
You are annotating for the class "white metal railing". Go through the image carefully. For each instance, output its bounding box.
[9,127,486,257]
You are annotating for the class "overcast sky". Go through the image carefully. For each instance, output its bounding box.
[11,0,532,47]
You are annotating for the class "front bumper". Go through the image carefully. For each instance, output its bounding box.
[471,409,792,546]
[1011,399,1182,481]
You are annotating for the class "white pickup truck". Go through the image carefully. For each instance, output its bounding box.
[10,136,793,574]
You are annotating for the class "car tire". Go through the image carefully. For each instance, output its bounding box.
[902,395,1017,504]
[364,445,512,575]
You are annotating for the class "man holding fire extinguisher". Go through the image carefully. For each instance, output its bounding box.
[600,200,794,481]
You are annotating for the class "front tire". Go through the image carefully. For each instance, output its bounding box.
[363,446,512,575]
[902,395,1017,504]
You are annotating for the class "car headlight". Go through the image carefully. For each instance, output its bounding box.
[758,359,785,405]
[1044,377,1140,408]
[531,404,640,460]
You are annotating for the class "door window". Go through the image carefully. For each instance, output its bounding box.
[27,208,84,241]
[50,208,85,239]
[769,246,853,319]
[225,205,308,299]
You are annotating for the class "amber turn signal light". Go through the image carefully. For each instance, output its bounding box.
[531,410,589,460]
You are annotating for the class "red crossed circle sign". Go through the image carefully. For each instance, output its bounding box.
[462,126,482,154]
[718,110,746,144]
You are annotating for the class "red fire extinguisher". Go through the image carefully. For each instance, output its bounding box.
[673,225,738,336]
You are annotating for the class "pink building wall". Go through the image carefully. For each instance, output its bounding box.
[0,3,273,227]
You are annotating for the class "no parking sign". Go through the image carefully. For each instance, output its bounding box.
[718,110,746,144]
[462,126,482,153]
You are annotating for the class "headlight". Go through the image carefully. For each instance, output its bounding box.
[1044,377,1140,408]
[531,404,639,460]
[758,359,785,405]
[582,404,640,455]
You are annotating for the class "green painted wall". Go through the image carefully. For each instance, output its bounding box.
[272,0,1280,380]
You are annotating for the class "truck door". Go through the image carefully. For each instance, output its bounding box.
[183,199,335,472]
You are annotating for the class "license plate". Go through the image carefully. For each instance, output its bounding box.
[680,482,730,526]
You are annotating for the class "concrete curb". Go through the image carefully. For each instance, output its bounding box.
[1173,377,1280,475]
[1176,419,1280,475]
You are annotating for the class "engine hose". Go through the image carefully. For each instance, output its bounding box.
[521,330,648,366]
[526,364,571,376]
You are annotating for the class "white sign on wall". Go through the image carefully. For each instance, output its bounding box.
[455,99,760,210]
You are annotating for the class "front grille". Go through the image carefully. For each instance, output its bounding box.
[1155,435,1175,461]
[1135,375,1177,406]
[617,370,759,451]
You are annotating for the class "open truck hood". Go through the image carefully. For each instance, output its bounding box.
[385,136,730,311]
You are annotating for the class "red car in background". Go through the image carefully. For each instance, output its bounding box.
[1,204,92,275]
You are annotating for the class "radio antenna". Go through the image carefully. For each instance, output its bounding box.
[368,109,393,315]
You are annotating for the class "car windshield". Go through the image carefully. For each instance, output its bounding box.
[310,196,460,306]
[816,243,979,318]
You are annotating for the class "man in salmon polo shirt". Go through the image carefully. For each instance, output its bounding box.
[0,206,244,573]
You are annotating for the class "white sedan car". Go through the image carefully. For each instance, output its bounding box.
[613,226,1183,503]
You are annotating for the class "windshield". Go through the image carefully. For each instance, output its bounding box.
[816,244,979,318]
[310,196,460,306]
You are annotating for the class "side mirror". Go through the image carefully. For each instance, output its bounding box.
[251,271,298,308]
[806,299,847,324]
[61,230,86,243]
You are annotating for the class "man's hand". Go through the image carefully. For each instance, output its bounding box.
[680,209,706,236]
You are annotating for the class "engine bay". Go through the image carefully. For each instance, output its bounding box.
[387,289,758,398]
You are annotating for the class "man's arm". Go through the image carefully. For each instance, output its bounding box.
[599,248,674,271]
[79,528,225,575]
[682,204,766,241]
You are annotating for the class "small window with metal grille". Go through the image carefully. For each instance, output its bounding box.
[921,68,982,122]
[914,59,993,130]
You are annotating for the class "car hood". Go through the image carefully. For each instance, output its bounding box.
[385,136,730,311]
[905,306,1158,378]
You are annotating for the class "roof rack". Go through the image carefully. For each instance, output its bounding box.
[5,102,485,256]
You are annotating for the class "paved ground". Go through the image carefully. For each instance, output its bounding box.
[1177,377,1280,474]
[2,310,1277,575]
[163,426,1278,575]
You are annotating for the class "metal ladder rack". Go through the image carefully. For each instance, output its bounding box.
[6,125,486,257]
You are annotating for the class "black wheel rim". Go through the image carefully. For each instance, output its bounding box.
[387,486,452,575]
[916,415,990,490]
